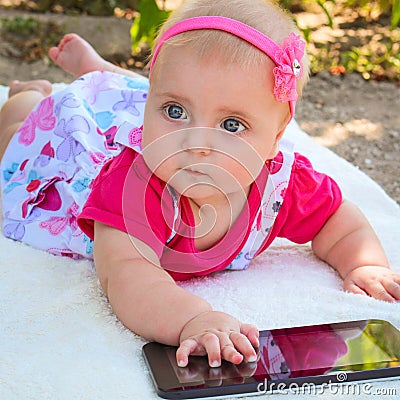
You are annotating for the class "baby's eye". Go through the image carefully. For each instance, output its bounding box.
[221,118,246,133]
[164,104,187,120]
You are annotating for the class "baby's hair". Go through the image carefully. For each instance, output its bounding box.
[149,0,310,97]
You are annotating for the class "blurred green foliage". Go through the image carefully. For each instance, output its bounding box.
[31,0,138,16]
[343,0,400,28]
[2,0,399,80]
[130,0,170,52]
[17,0,400,27]
[127,0,400,80]
[1,15,39,33]
[305,0,400,80]
[333,320,400,372]
[0,15,65,61]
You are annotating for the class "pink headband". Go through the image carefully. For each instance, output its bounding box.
[150,16,306,120]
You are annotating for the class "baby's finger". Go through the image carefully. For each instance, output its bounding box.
[366,281,397,303]
[198,332,223,368]
[344,282,368,296]
[382,279,400,301]
[176,338,200,367]
[219,334,243,365]
[240,323,259,348]
[229,331,257,362]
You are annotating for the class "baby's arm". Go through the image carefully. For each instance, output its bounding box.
[93,221,259,367]
[312,199,400,302]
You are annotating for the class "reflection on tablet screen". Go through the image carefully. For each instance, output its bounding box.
[166,320,400,386]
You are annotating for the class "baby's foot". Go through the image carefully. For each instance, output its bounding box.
[48,33,108,77]
[8,80,52,98]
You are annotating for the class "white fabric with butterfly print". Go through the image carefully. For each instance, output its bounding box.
[0,71,149,258]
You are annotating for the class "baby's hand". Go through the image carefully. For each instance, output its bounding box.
[343,266,400,303]
[176,311,259,368]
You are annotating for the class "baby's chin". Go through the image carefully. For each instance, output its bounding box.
[165,177,221,200]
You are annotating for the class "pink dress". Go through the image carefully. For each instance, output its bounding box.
[78,144,342,280]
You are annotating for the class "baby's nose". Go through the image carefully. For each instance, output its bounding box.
[180,128,214,155]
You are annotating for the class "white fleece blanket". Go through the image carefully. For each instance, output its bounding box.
[0,84,399,400]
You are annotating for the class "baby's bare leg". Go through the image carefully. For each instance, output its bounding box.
[0,80,52,160]
[48,33,144,79]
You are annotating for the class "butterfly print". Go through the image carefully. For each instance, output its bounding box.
[79,72,114,105]
[112,90,147,116]
[97,126,118,151]
[18,96,56,146]
[3,209,41,240]
[39,202,80,236]
[54,115,90,162]
[55,93,81,117]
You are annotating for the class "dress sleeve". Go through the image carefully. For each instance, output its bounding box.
[77,148,174,259]
[274,152,343,244]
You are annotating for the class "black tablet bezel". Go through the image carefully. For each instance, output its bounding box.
[142,319,400,399]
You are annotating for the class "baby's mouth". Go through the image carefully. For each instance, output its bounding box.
[182,167,208,176]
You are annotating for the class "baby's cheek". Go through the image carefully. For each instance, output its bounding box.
[224,156,262,187]
[152,159,175,183]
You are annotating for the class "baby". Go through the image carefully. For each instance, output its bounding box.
[0,0,399,369]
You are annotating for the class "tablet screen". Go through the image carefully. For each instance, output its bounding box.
[163,319,400,386]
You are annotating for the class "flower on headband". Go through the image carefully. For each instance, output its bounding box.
[273,32,305,103]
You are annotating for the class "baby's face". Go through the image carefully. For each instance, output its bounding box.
[141,45,289,204]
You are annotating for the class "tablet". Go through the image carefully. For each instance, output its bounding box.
[142,319,400,399]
